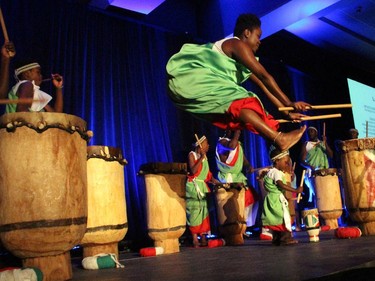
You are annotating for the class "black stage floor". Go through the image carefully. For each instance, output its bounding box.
[68,230,375,281]
[2,229,375,281]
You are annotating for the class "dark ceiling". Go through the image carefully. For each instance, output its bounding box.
[89,0,375,75]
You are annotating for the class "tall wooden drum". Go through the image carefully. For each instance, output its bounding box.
[0,112,90,281]
[313,168,343,229]
[80,146,128,259]
[214,183,247,245]
[138,162,187,254]
[339,138,375,235]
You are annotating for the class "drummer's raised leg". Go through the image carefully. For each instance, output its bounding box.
[239,109,306,151]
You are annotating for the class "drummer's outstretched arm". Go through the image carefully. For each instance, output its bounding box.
[52,74,63,112]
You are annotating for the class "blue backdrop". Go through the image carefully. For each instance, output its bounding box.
[1,0,352,244]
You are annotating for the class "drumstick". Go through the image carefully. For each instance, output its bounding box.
[194,134,202,148]
[0,7,9,42]
[0,98,46,105]
[250,165,272,173]
[278,104,352,111]
[297,170,306,203]
[277,113,341,123]
[323,122,326,138]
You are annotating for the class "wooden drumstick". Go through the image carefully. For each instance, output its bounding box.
[323,122,326,138]
[277,113,341,123]
[0,7,15,58]
[194,134,202,148]
[0,7,9,42]
[297,170,306,203]
[278,104,352,111]
[0,98,45,105]
[250,165,272,173]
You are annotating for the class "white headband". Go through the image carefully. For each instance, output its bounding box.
[14,63,40,78]
[271,150,289,162]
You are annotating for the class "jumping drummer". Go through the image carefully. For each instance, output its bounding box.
[300,126,333,206]
[166,14,310,152]
[6,60,63,113]
[215,129,258,227]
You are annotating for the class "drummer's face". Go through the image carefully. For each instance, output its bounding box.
[277,155,291,172]
[27,67,43,86]
[307,129,317,140]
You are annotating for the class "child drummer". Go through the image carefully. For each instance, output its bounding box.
[261,146,303,246]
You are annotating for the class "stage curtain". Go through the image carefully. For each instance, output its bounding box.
[1,0,311,242]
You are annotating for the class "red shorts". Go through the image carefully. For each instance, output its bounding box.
[212,97,279,133]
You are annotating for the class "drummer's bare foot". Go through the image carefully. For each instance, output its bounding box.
[274,125,306,151]
[192,234,200,248]
[200,235,208,247]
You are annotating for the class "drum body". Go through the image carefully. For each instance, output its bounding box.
[214,184,246,245]
[339,138,375,235]
[139,163,187,254]
[81,146,128,259]
[0,112,89,281]
[313,168,342,229]
[302,208,320,242]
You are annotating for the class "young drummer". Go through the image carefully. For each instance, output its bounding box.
[261,146,303,246]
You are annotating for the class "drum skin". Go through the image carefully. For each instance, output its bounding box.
[339,138,375,235]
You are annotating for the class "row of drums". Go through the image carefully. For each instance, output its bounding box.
[1,112,375,280]
[0,113,128,281]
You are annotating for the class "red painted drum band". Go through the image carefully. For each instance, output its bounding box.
[339,138,375,235]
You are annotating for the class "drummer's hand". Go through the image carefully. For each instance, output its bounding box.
[247,166,254,174]
[296,186,304,193]
[51,73,64,89]
[290,101,311,111]
[2,41,15,58]
[288,112,308,123]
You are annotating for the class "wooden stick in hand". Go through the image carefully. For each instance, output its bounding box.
[278,104,352,111]
[277,113,341,123]
[0,8,9,42]
[297,170,306,203]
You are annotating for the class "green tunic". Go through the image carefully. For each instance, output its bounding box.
[216,141,247,184]
[166,43,261,115]
[186,152,211,233]
[261,168,291,230]
[305,141,329,170]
